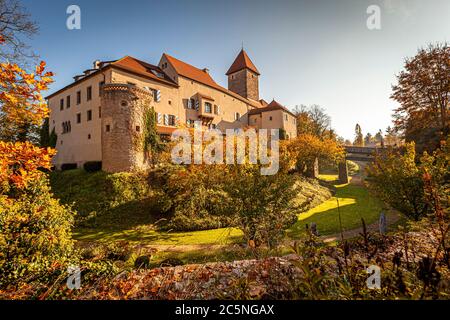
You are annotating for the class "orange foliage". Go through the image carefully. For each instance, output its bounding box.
[0,60,53,126]
[0,141,56,191]
[0,35,55,193]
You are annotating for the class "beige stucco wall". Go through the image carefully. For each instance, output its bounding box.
[249,110,297,139]
[282,111,297,139]
[48,70,112,169]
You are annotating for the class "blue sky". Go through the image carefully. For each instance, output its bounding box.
[23,0,450,140]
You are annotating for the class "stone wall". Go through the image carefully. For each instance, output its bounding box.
[228,69,259,101]
[101,84,153,173]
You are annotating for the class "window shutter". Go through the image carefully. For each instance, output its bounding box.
[154,90,161,102]
[175,116,179,125]
[195,100,199,111]
[164,114,169,125]
[187,99,192,109]
[216,105,220,115]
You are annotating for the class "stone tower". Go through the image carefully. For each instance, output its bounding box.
[226,49,260,101]
[101,84,153,173]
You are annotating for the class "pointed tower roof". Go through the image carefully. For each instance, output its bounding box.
[226,49,260,75]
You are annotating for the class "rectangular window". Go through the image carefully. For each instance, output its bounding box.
[60,99,64,110]
[66,96,71,108]
[87,110,92,121]
[168,114,176,126]
[205,102,212,113]
[76,91,81,104]
[99,106,101,118]
[106,125,110,132]
[87,86,92,101]
[76,113,81,123]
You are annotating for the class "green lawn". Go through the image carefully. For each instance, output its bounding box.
[74,225,243,245]
[287,176,384,238]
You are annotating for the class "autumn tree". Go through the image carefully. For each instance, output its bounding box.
[282,134,345,176]
[364,133,373,146]
[354,123,364,146]
[391,43,450,152]
[0,0,38,63]
[293,104,331,138]
[0,22,76,288]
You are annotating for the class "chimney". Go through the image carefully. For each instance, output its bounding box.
[202,68,209,74]
[93,60,101,69]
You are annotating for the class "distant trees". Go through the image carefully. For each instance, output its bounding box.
[354,124,364,146]
[293,104,332,138]
[391,43,450,152]
[282,134,345,176]
[364,133,373,146]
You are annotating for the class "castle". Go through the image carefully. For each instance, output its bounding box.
[46,50,298,172]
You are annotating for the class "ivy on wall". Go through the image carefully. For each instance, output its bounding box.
[143,106,164,164]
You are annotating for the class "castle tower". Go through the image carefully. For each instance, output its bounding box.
[226,49,260,101]
[101,84,153,173]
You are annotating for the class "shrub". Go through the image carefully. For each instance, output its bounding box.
[347,160,360,175]
[366,141,449,220]
[61,163,77,171]
[83,161,102,173]
[0,176,75,287]
[224,165,306,248]
[151,164,236,230]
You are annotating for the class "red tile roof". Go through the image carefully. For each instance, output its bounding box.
[248,99,295,117]
[112,56,177,86]
[163,53,262,108]
[226,49,260,76]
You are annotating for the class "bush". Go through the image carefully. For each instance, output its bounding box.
[61,163,77,171]
[367,141,449,220]
[0,176,75,287]
[224,165,304,248]
[83,161,102,173]
[347,160,360,175]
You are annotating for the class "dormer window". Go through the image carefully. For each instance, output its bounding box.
[150,69,165,78]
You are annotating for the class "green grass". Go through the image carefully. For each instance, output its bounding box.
[57,170,382,247]
[287,175,383,238]
[74,225,243,245]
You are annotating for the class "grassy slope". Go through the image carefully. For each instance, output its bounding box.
[288,175,384,238]
[51,170,331,245]
[52,170,382,246]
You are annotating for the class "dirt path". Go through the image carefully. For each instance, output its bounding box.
[321,208,401,243]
